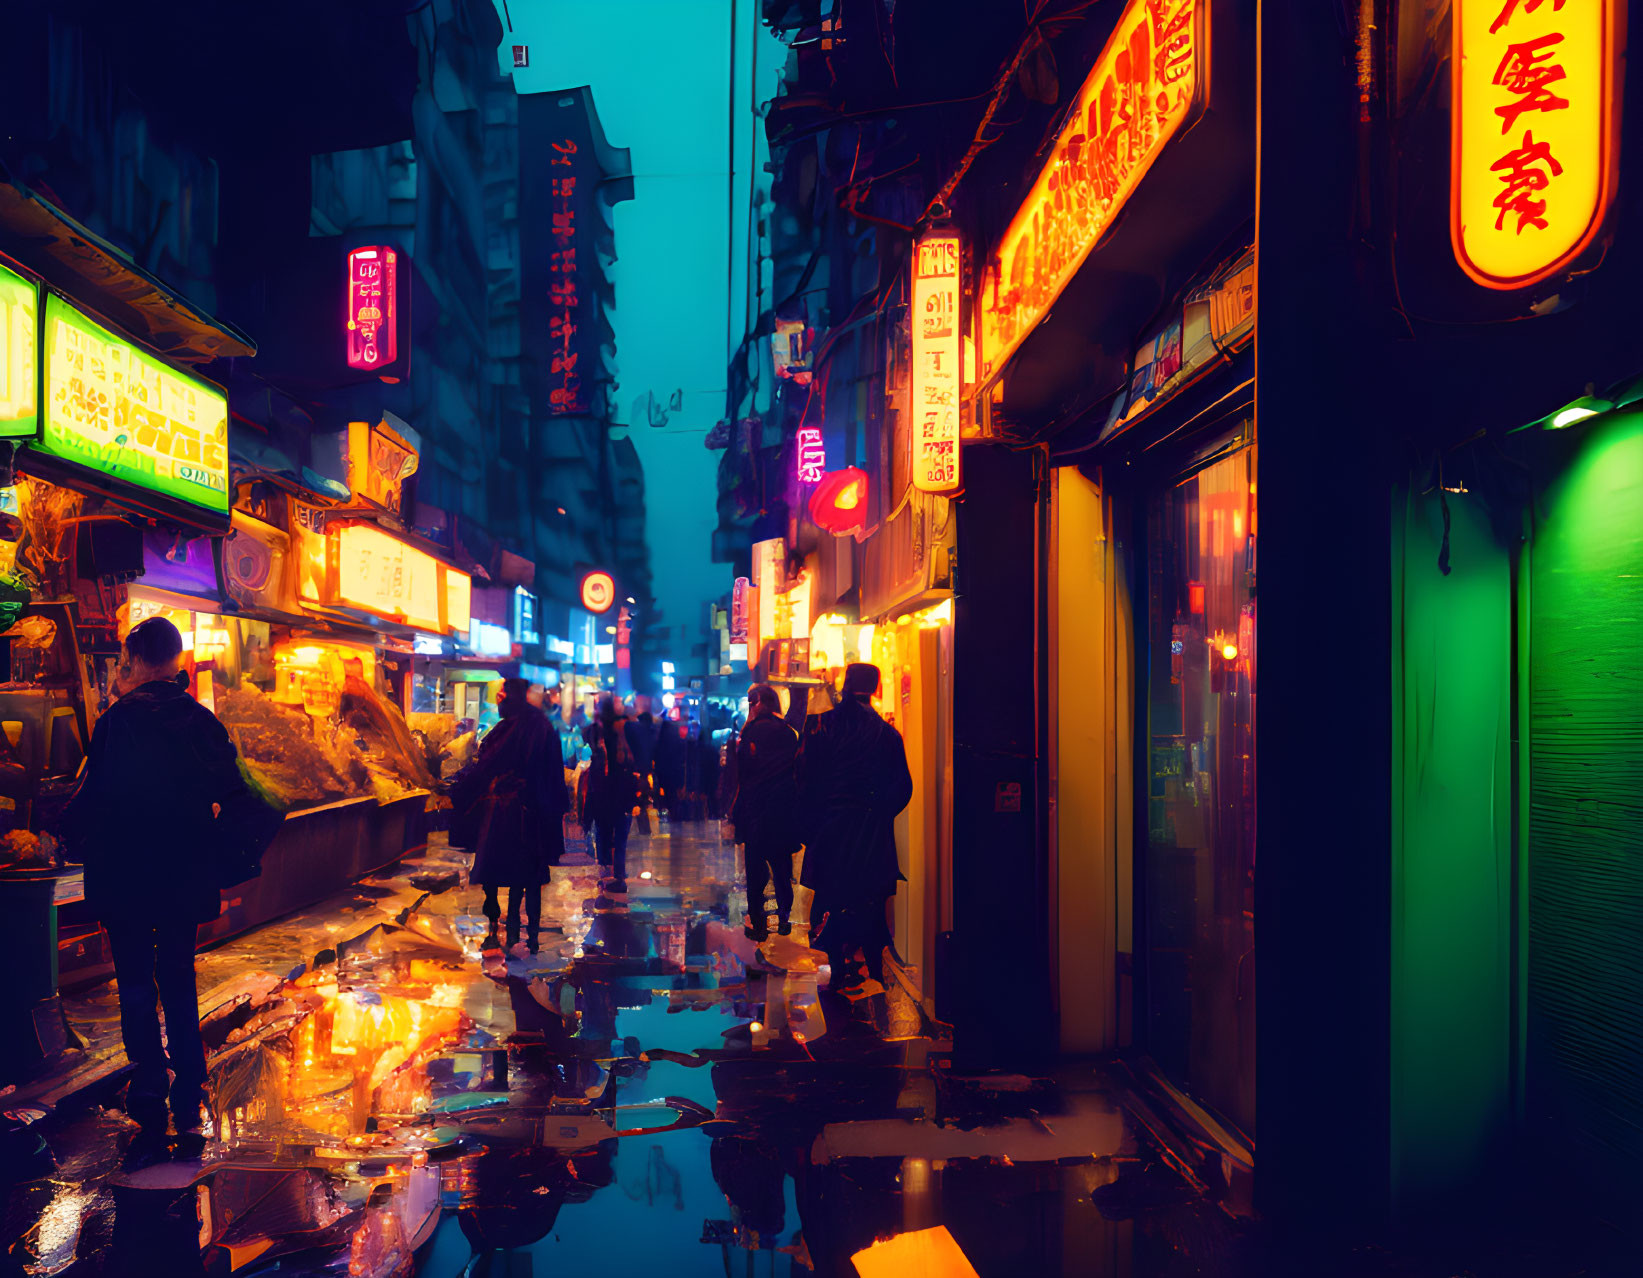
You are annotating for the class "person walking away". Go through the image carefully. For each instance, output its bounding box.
[800,664,913,991]
[626,696,659,831]
[731,684,802,940]
[653,712,687,821]
[582,694,639,891]
[449,678,567,953]
[60,617,279,1139]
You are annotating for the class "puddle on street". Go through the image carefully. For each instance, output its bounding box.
[2,824,1247,1278]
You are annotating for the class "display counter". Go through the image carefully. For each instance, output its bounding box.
[57,787,430,985]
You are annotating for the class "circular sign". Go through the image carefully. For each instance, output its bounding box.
[580,570,616,614]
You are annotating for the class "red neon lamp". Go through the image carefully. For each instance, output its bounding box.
[809,467,870,536]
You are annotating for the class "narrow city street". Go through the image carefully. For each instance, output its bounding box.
[4,822,1256,1278]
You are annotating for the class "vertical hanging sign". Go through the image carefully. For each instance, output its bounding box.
[730,577,750,645]
[1452,0,1620,290]
[346,247,397,369]
[547,136,585,414]
[912,229,962,494]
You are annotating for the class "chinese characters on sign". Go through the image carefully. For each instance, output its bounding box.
[332,523,445,632]
[796,426,827,484]
[548,137,585,415]
[979,0,1201,379]
[42,294,229,513]
[911,230,962,494]
[1452,0,1617,288]
[346,247,397,369]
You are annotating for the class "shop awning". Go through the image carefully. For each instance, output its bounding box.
[0,174,255,364]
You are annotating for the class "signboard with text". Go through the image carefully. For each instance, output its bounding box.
[979,0,1203,380]
[911,229,962,494]
[0,259,37,439]
[41,293,229,514]
[345,247,398,369]
[730,576,750,645]
[796,426,826,485]
[1452,0,1619,289]
[346,419,418,515]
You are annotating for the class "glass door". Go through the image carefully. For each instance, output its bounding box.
[1142,445,1257,1136]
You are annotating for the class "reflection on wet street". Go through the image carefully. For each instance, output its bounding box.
[3,822,1249,1278]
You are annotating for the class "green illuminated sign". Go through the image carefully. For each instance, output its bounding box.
[40,293,228,512]
[0,260,38,439]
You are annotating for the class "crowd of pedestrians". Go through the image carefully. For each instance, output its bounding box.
[57,631,915,1156]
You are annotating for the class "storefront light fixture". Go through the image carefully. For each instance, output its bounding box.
[1222,643,1239,661]
[1548,396,1611,428]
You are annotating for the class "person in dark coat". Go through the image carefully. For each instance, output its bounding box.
[449,678,567,952]
[61,617,267,1135]
[652,711,687,819]
[625,696,659,816]
[580,695,639,890]
[732,684,802,940]
[799,663,913,990]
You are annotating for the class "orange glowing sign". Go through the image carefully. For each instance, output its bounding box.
[346,419,419,515]
[580,569,616,614]
[979,0,1203,380]
[912,229,962,494]
[1452,0,1620,289]
[327,522,466,634]
[346,247,397,369]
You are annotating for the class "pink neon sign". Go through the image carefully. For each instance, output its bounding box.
[796,426,826,484]
[346,247,397,369]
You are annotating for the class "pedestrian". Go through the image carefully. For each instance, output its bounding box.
[653,711,686,820]
[799,663,913,991]
[731,684,802,941]
[626,695,659,829]
[449,678,568,953]
[60,617,280,1139]
[580,694,638,891]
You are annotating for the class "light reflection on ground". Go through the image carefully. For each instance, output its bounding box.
[1,819,1251,1278]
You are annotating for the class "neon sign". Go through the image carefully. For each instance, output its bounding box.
[346,419,418,515]
[1452,0,1619,289]
[330,522,448,632]
[911,229,962,494]
[979,0,1202,380]
[796,426,827,484]
[730,577,750,645]
[580,569,615,614]
[346,247,398,369]
[0,260,37,439]
[42,294,229,513]
[548,137,585,415]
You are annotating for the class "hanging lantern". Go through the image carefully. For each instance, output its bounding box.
[808,467,869,536]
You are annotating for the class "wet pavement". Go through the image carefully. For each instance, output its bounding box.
[0,820,1525,1278]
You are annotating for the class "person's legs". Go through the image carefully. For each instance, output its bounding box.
[768,850,795,931]
[523,882,542,949]
[504,885,524,945]
[153,924,207,1125]
[862,898,891,984]
[611,813,631,883]
[743,840,772,938]
[106,921,168,1129]
[593,815,614,874]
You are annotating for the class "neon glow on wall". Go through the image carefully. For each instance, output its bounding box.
[1451,0,1619,289]
[346,247,398,368]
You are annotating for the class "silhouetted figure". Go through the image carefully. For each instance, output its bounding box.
[800,663,912,989]
[580,695,639,889]
[733,684,802,940]
[450,678,568,952]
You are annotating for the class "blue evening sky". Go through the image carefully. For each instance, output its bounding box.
[495,1,782,659]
